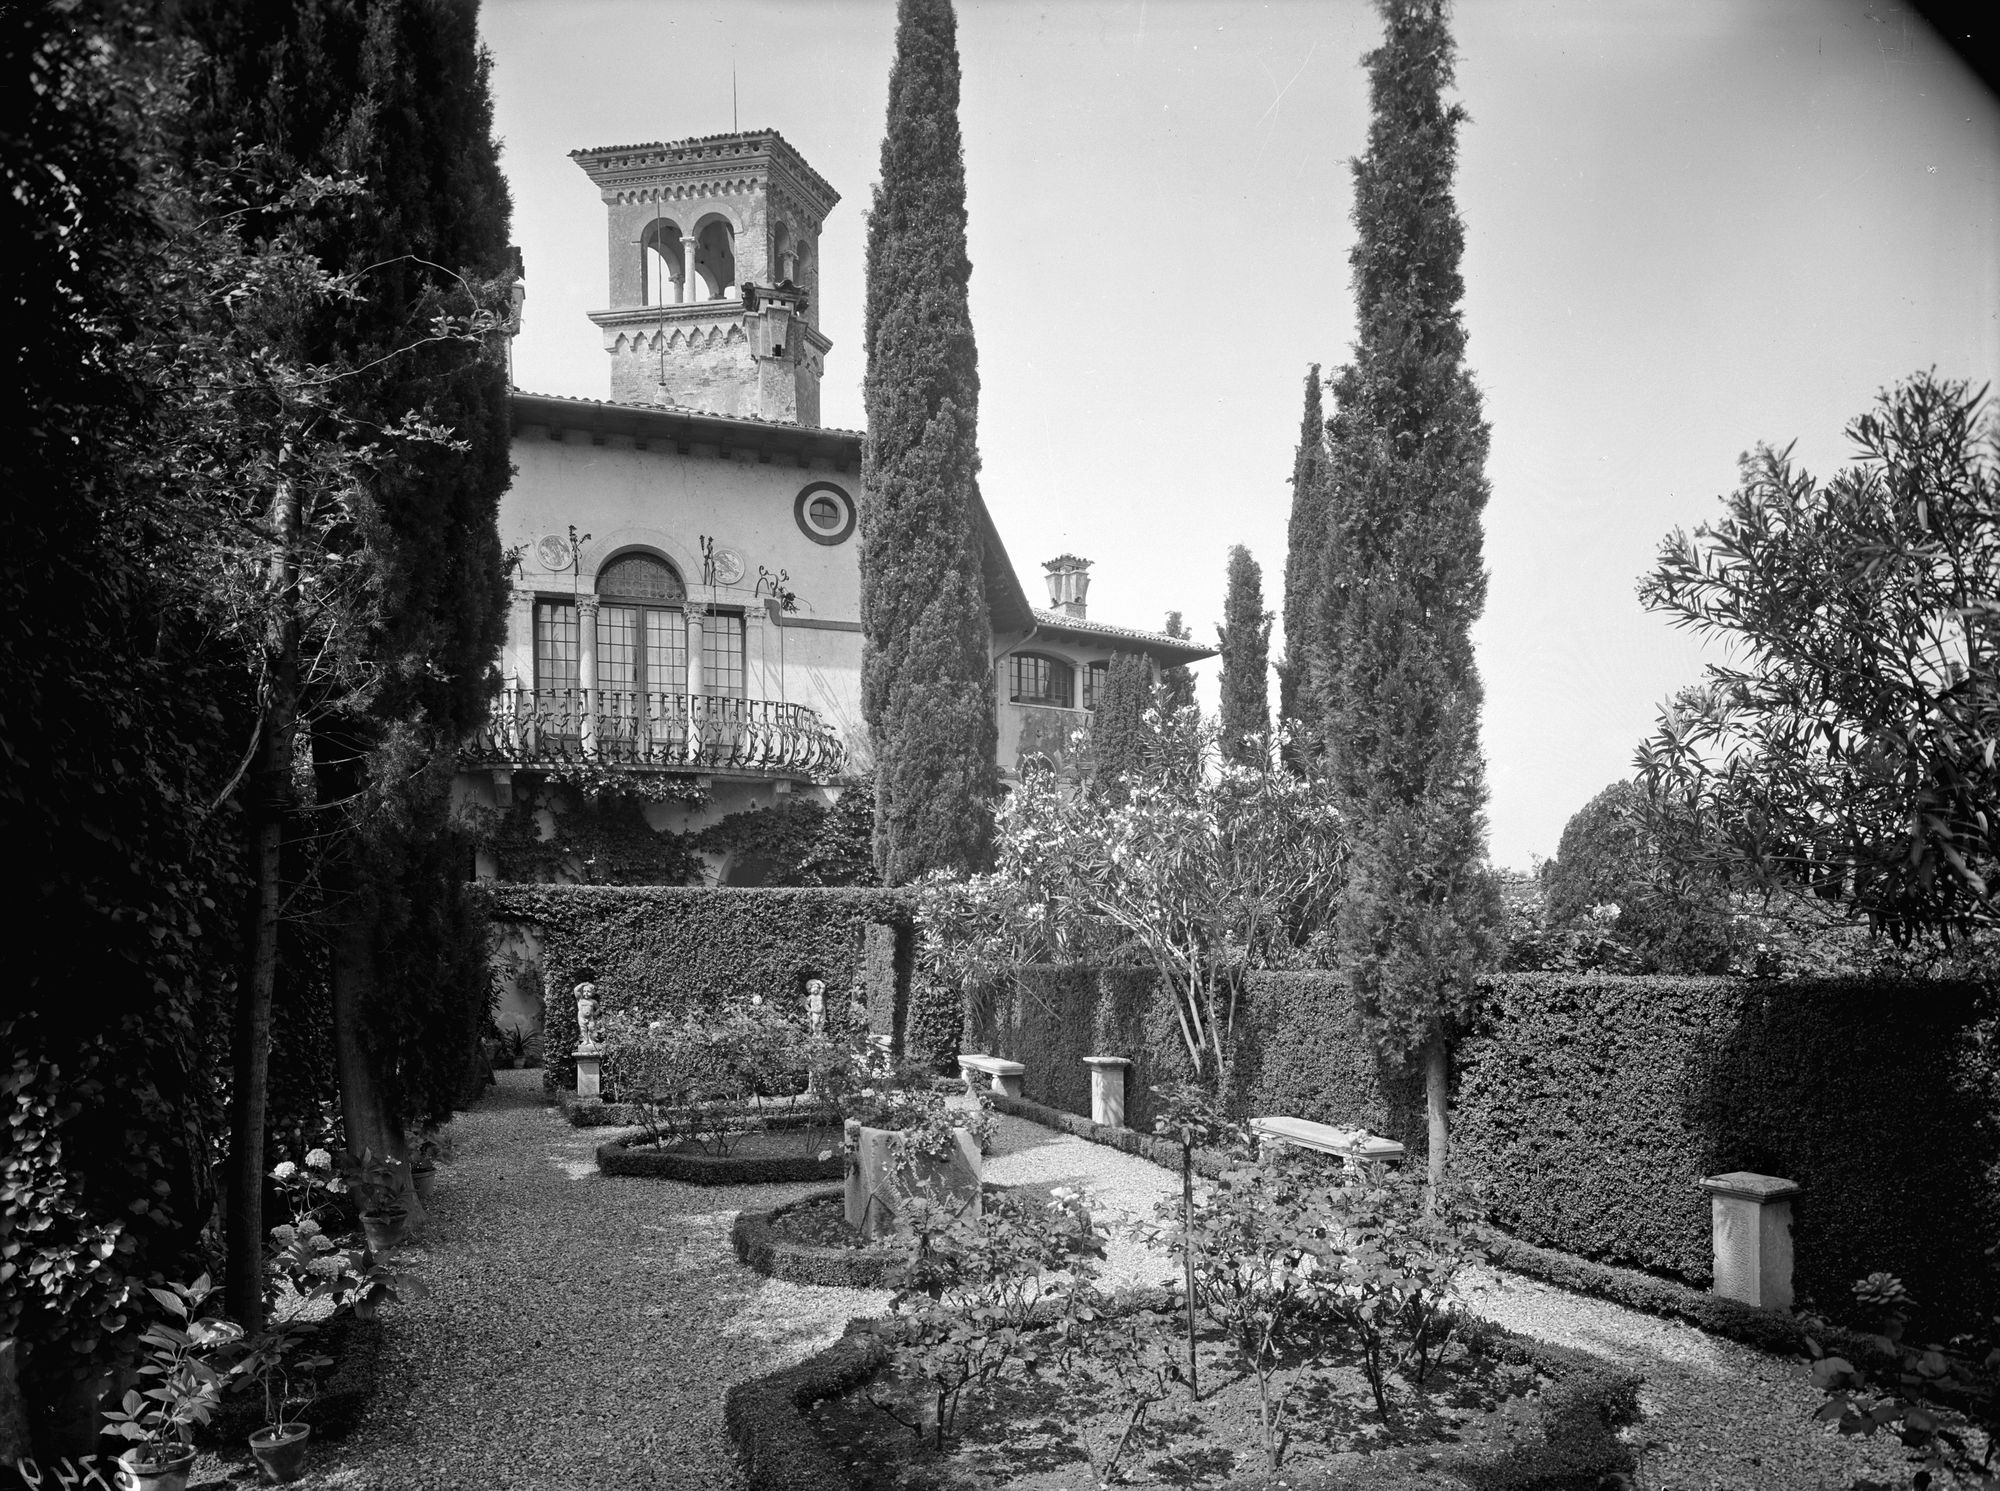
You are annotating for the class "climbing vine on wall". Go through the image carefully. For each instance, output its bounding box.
[484,789,705,886]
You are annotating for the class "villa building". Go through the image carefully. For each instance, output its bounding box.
[462,129,1211,880]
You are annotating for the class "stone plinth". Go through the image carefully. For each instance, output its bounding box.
[1699,1171,1800,1311]
[1082,1056,1131,1128]
[844,1120,982,1241]
[574,1046,604,1100]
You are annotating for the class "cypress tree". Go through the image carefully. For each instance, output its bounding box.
[1318,0,1498,1200]
[1278,365,1330,766]
[1216,545,1272,765]
[1090,652,1154,798]
[859,0,997,883]
[1158,612,1198,717]
[185,0,514,1317]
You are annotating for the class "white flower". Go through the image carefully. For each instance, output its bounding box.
[305,1148,333,1172]
[750,994,763,1006]
[297,1219,321,1238]
[269,1224,299,1246]
[271,1161,299,1181]
[308,1234,336,1254]
[307,1255,346,1279]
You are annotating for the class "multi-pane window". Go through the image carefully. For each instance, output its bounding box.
[1082,660,1110,711]
[701,613,746,699]
[1008,653,1074,708]
[535,601,579,693]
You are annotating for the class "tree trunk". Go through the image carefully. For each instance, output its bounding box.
[224,483,300,1331]
[315,727,413,1202]
[1424,1031,1449,1215]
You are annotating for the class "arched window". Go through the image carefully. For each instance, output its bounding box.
[640,219,686,306]
[597,552,685,602]
[694,219,737,301]
[1008,653,1075,708]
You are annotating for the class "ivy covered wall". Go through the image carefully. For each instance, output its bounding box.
[476,884,915,1093]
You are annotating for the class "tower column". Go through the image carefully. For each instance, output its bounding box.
[578,597,600,757]
[681,236,699,304]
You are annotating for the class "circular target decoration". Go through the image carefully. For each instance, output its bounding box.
[794,481,856,546]
[710,548,747,586]
[535,533,573,571]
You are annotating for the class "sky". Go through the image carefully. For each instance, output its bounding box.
[480,0,2000,870]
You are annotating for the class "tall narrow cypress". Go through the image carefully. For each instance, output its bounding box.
[1278,365,1330,765]
[1318,0,1498,1200]
[1216,545,1272,765]
[1158,612,1198,717]
[859,0,997,882]
[1089,652,1153,798]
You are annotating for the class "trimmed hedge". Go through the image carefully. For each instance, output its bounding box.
[475,885,914,1093]
[1475,1227,1893,1367]
[597,1130,844,1186]
[723,1317,889,1490]
[731,1188,902,1289]
[986,1090,1236,1180]
[722,1302,1637,1491]
[970,967,1427,1155]
[1455,973,2000,1331]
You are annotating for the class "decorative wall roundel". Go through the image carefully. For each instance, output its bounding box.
[794,481,856,546]
[535,533,574,571]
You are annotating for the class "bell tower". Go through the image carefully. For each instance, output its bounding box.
[573,130,839,425]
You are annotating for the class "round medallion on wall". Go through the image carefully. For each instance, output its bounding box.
[535,533,575,571]
[709,547,747,586]
[794,481,856,546]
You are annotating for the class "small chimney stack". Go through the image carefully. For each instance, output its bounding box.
[1043,555,1092,619]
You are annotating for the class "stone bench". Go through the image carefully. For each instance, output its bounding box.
[957,1053,1026,1098]
[1250,1115,1406,1165]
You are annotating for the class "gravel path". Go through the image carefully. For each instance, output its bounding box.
[192,1083,1923,1491]
[205,1070,887,1491]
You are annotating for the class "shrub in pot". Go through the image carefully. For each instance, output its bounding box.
[231,1318,330,1484]
[345,1150,412,1253]
[100,1275,244,1491]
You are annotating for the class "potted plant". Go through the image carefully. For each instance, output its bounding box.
[232,1318,331,1484]
[411,1133,444,1209]
[101,1275,244,1491]
[348,1149,412,1254]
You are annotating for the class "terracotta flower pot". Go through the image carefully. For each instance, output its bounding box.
[113,1446,196,1491]
[361,1207,409,1253]
[249,1422,311,1483]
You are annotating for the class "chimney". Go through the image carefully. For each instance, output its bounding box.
[1043,555,1091,619]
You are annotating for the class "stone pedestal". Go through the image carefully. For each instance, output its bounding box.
[1083,1056,1130,1127]
[1699,1171,1800,1311]
[843,1120,982,1241]
[574,1045,604,1100]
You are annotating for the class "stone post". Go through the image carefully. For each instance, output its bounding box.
[1698,1171,1800,1311]
[1082,1056,1130,1128]
[681,235,699,304]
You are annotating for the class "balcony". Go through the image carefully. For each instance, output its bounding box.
[468,688,845,779]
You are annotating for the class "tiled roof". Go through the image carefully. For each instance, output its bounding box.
[1029,609,1217,660]
[510,387,863,442]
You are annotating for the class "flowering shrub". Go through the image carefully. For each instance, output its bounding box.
[265,1149,421,1323]
[917,710,1346,1084]
[875,1186,1107,1451]
[599,1001,813,1154]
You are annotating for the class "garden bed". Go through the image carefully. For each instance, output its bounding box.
[729,1307,1637,1491]
[733,1187,905,1288]
[598,1124,846,1185]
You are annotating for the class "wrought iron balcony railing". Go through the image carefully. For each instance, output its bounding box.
[468,688,846,778]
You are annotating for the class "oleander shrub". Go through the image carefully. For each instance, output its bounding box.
[475,885,913,1092]
[1453,972,2000,1332]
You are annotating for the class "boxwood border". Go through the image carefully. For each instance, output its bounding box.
[724,1303,1639,1491]
[731,1186,903,1288]
[598,1129,845,1186]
